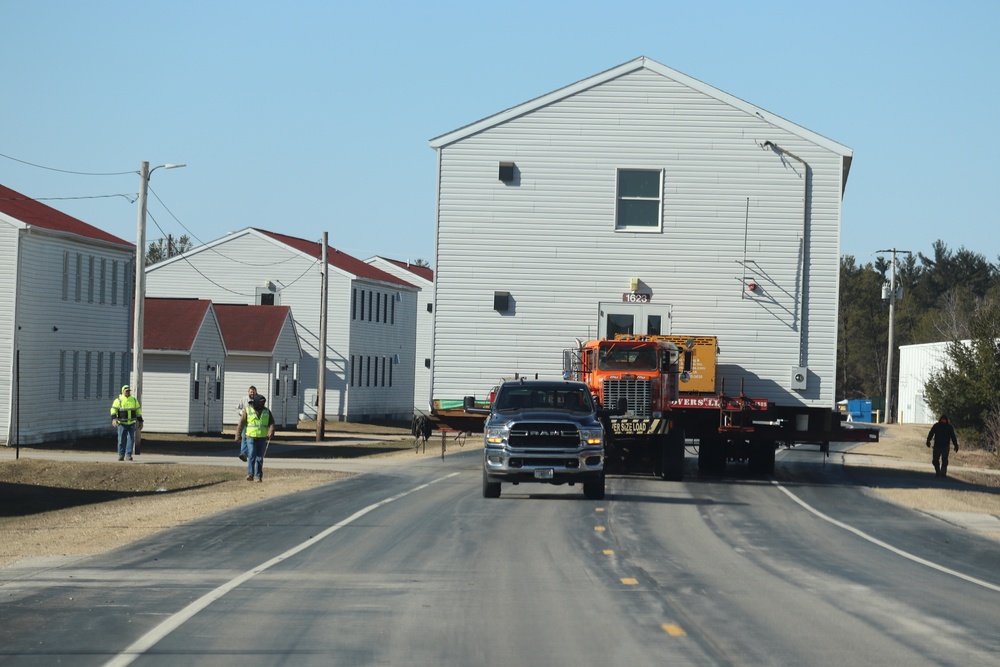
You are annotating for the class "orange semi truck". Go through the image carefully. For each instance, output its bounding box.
[563,334,879,479]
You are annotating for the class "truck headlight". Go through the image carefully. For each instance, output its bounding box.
[486,426,509,444]
[580,428,604,446]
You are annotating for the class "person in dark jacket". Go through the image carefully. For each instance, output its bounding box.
[926,414,959,477]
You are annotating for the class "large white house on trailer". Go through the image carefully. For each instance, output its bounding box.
[1,183,134,445]
[428,56,853,409]
[145,228,419,422]
[364,257,434,412]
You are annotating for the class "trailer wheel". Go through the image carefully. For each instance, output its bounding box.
[698,437,727,476]
[749,440,776,476]
[660,429,686,481]
[583,472,606,500]
[482,470,501,498]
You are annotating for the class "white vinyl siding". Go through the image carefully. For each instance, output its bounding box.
[2,226,133,444]
[431,63,848,410]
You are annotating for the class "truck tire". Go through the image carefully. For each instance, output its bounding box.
[583,473,605,500]
[482,470,501,498]
[660,429,686,481]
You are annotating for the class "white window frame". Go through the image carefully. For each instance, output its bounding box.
[614,168,663,232]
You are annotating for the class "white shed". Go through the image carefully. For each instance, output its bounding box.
[897,340,961,424]
[141,298,226,434]
[215,303,301,429]
[1,183,134,445]
[428,56,853,411]
[145,228,419,422]
[365,257,433,412]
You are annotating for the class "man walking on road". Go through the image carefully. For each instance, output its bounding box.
[235,385,258,462]
[110,385,143,461]
[926,414,959,477]
[236,394,274,482]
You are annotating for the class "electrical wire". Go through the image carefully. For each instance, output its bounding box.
[0,150,135,176]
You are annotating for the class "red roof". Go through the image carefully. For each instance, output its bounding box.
[214,304,293,354]
[0,183,131,247]
[256,229,415,288]
[382,257,434,282]
[144,298,213,351]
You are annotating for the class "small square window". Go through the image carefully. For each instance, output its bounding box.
[615,168,662,231]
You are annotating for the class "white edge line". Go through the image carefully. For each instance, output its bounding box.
[771,479,1000,593]
[104,472,461,667]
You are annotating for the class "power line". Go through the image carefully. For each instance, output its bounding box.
[0,150,135,176]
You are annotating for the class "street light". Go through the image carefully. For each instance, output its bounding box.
[132,161,185,449]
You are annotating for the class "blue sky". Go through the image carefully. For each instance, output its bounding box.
[2,1,996,268]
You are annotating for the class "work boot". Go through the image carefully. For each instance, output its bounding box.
[239,453,248,462]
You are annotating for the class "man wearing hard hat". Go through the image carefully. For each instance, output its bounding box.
[110,385,143,461]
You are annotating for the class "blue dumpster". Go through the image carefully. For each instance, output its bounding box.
[847,399,872,422]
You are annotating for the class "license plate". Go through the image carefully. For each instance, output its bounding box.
[534,469,555,479]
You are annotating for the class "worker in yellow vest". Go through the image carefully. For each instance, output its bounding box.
[235,394,274,481]
[110,385,143,461]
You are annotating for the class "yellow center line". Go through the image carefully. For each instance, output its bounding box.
[662,623,687,637]
[594,526,606,531]
[620,577,638,585]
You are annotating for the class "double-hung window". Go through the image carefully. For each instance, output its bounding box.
[615,168,662,231]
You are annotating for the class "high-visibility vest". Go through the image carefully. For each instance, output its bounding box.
[111,395,142,425]
[245,408,272,438]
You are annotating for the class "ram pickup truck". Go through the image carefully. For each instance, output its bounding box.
[465,379,610,499]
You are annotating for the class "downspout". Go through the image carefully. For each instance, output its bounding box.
[762,141,809,369]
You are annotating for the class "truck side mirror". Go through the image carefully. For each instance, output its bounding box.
[614,398,628,416]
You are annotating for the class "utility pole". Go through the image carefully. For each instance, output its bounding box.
[133,162,185,452]
[877,248,911,424]
[316,232,328,441]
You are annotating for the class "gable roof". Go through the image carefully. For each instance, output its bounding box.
[0,183,132,247]
[378,257,434,283]
[214,303,296,354]
[429,55,853,187]
[256,229,416,289]
[144,298,215,351]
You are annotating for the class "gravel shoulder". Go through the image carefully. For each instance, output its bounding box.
[1,422,998,570]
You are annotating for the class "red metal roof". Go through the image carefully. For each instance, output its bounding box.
[0,183,131,247]
[381,257,434,282]
[214,303,292,354]
[144,298,213,351]
[256,229,415,288]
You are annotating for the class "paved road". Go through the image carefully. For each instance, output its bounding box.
[1,447,998,666]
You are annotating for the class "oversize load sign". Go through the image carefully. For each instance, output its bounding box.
[670,397,769,410]
[611,418,668,435]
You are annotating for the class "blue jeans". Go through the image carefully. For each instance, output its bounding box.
[117,423,136,458]
[248,437,267,479]
[240,433,250,459]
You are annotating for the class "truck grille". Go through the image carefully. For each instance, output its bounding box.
[604,379,651,418]
[508,422,582,449]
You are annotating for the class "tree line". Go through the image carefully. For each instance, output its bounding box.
[839,240,1000,448]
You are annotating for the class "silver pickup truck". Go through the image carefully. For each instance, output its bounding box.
[466,379,610,499]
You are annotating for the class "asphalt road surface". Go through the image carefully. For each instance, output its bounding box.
[1,448,998,666]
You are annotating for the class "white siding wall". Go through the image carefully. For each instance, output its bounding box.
[0,223,17,443]
[365,258,433,412]
[186,310,226,433]
[897,341,958,424]
[146,230,417,422]
[10,230,132,443]
[432,68,845,409]
[269,318,302,427]
[346,281,417,420]
[142,355,192,433]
